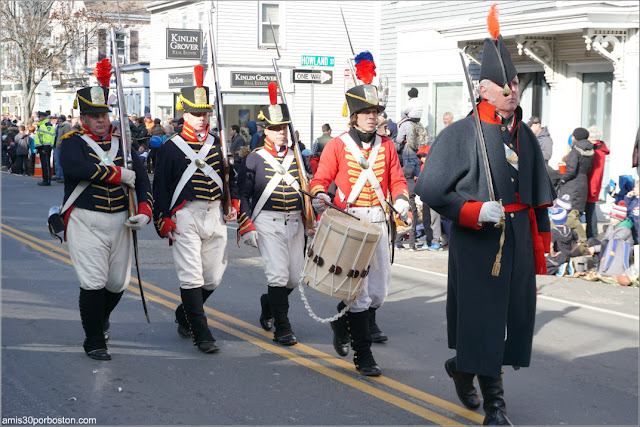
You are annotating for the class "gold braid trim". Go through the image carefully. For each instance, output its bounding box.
[176,93,212,111]
[257,110,291,125]
[76,93,109,109]
[346,92,377,106]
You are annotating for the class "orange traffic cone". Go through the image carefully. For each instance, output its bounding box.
[34,153,42,178]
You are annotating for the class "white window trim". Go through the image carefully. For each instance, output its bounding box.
[258,1,285,49]
[107,30,130,65]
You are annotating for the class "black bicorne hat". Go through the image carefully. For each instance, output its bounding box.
[479,35,517,93]
[345,84,385,116]
[176,65,213,113]
[75,86,112,114]
[257,82,292,126]
[479,4,517,95]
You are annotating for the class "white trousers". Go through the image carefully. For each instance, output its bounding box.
[343,206,390,313]
[254,210,305,289]
[171,200,228,290]
[67,208,132,292]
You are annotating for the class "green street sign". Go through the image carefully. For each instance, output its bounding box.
[301,55,335,67]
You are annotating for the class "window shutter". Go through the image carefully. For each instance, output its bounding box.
[130,31,139,63]
[98,29,106,61]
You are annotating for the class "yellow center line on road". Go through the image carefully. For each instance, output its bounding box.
[1,223,483,425]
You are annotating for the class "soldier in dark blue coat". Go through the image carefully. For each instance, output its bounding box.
[236,83,311,347]
[60,73,153,361]
[415,6,555,425]
[153,65,238,354]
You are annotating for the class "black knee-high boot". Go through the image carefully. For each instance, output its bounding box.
[268,286,297,346]
[180,288,219,353]
[347,310,381,376]
[444,357,481,410]
[259,289,273,331]
[330,301,350,356]
[79,288,110,360]
[176,288,214,339]
[103,290,124,342]
[368,307,388,343]
[478,374,513,425]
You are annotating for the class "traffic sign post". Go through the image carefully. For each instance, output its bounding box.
[292,69,333,85]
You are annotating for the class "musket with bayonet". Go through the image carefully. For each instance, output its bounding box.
[268,20,316,234]
[110,27,150,322]
[340,7,357,84]
[207,13,232,216]
[458,51,505,277]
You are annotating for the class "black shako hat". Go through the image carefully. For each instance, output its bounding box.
[479,5,517,95]
[258,82,292,126]
[176,65,213,113]
[76,59,112,114]
[345,84,385,116]
[75,86,112,114]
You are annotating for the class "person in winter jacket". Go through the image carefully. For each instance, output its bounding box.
[527,116,553,164]
[588,202,635,276]
[557,127,594,226]
[13,125,31,175]
[584,125,611,239]
[623,180,638,244]
[401,87,423,120]
[395,88,424,177]
[546,203,581,276]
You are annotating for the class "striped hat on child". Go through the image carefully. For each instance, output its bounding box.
[550,206,568,226]
[610,201,627,221]
[555,194,572,211]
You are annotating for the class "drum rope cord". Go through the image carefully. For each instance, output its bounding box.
[297,279,352,323]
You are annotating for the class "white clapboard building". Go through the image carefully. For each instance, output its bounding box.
[146,0,380,145]
[379,0,639,188]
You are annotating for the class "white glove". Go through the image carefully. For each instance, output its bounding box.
[478,201,503,224]
[125,214,150,230]
[393,199,410,222]
[120,167,136,188]
[312,193,331,214]
[242,230,258,248]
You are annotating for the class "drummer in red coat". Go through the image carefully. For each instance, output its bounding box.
[310,51,409,377]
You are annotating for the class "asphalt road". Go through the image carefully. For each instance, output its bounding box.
[1,172,638,426]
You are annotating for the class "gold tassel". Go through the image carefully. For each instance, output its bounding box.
[502,84,512,96]
[73,96,78,109]
[176,99,184,111]
[342,101,348,117]
[492,215,506,276]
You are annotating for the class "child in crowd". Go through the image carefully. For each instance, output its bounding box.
[623,180,638,244]
[395,166,418,251]
[588,201,635,276]
[546,203,582,276]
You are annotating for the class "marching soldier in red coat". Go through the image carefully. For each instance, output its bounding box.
[153,65,238,354]
[310,52,409,376]
[416,6,555,425]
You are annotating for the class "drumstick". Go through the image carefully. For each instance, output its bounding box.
[299,189,361,221]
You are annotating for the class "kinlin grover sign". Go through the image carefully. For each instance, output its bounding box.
[230,72,277,88]
[166,28,203,60]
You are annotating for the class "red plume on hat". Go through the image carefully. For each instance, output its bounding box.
[194,64,204,87]
[487,3,500,40]
[354,51,376,85]
[268,82,278,105]
[94,58,112,87]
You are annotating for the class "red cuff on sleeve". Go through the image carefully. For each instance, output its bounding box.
[104,166,121,184]
[540,231,551,254]
[160,218,177,238]
[459,200,484,230]
[137,202,152,220]
[231,199,240,213]
[238,220,256,236]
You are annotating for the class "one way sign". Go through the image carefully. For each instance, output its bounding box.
[292,69,333,85]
